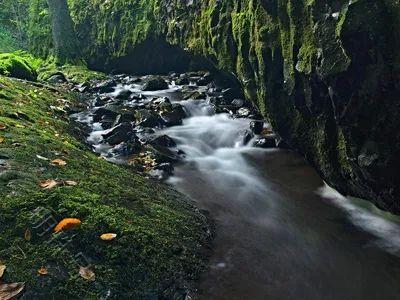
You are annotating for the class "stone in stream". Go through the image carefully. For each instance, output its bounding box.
[222,87,243,102]
[135,109,164,128]
[152,97,173,112]
[236,107,251,118]
[115,89,133,99]
[113,112,136,126]
[253,136,277,148]
[197,72,213,86]
[147,145,183,163]
[110,141,142,157]
[155,162,174,176]
[102,122,137,146]
[175,76,190,85]
[92,79,116,93]
[148,135,177,148]
[93,107,119,122]
[240,129,254,145]
[142,76,169,91]
[160,104,187,126]
[183,91,207,100]
[231,98,245,108]
[48,72,67,84]
[250,121,264,135]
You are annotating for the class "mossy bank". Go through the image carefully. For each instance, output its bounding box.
[0,75,210,298]
[28,0,400,214]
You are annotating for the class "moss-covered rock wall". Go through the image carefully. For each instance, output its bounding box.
[29,0,400,214]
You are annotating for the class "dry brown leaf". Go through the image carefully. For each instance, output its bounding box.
[79,266,95,282]
[0,137,4,143]
[39,179,59,190]
[0,282,25,300]
[64,180,78,186]
[24,229,31,241]
[38,267,48,276]
[54,218,82,233]
[51,159,67,166]
[100,233,117,241]
[0,124,6,130]
[0,265,6,279]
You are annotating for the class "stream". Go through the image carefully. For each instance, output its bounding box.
[73,73,400,300]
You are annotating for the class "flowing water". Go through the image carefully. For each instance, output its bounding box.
[75,77,400,300]
[162,99,400,300]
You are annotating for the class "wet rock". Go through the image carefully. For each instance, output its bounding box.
[148,135,177,148]
[148,145,182,163]
[93,107,119,122]
[183,91,207,100]
[75,82,90,93]
[175,76,190,85]
[231,98,245,108]
[115,89,133,100]
[236,107,251,118]
[114,112,136,125]
[240,130,254,145]
[197,72,213,86]
[135,109,163,128]
[92,79,116,93]
[93,96,110,107]
[111,141,142,156]
[254,136,277,148]
[48,72,67,84]
[161,104,186,126]
[152,97,173,112]
[155,163,174,175]
[102,122,136,146]
[250,121,264,135]
[142,76,169,91]
[222,88,243,102]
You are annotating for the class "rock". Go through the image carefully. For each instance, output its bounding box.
[48,72,67,84]
[231,98,245,108]
[148,135,177,148]
[155,163,174,175]
[253,136,276,148]
[237,107,251,118]
[114,112,136,125]
[93,107,119,122]
[115,89,133,99]
[102,123,136,146]
[152,97,173,112]
[161,104,186,126]
[197,72,213,86]
[240,130,254,145]
[250,121,264,134]
[148,145,182,163]
[142,76,169,91]
[111,141,142,156]
[222,88,243,102]
[75,82,89,93]
[175,76,190,85]
[135,109,163,128]
[183,91,207,100]
[93,96,110,107]
[92,79,116,93]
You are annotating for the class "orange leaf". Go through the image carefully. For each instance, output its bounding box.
[0,137,4,143]
[0,282,25,300]
[39,180,59,190]
[100,233,117,241]
[54,218,82,233]
[0,265,5,279]
[51,159,67,166]
[79,266,95,282]
[38,267,48,276]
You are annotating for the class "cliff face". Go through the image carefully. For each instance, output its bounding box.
[30,0,400,213]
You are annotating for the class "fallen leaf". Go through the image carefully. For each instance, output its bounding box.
[54,218,82,233]
[100,233,117,241]
[0,282,25,300]
[24,229,31,241]
[0,265,5,279]
[51,159,67,166]
[36,155,49,161]
[79,266,95,282]
[39,179,59,190]
[0,124,6,130]
[64,180,78,186]
[38,267,48,276]
[15,124,25,129]
[0,137,4,143]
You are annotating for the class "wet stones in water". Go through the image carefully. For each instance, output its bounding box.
[147,145,183,163]
[155,163,174,176]
[197,72,213,86]
[250,121,264,135]
[142,76,169,91]
[253,136,277,148]
[93,107,119,123]
[222,87,243,102]
[115,89,133,100]
[102,123,137,146]
[114,112,136,126]
[135,109,163,128]
[183,91,207,100]
[175,76,190,85]
[110,141,142,157]
[231,98,245,109]
[160,104,186,127]
[236,108,251,118]
[92,79,116,94]
[240,130,254,145]
[148,135,177,148]
[152,97,172,112]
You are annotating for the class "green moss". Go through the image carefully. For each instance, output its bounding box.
[0,51,42,81]
[37,62,107,83]
[0,75,209,298]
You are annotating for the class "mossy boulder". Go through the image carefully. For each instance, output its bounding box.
[0,52,40,81]
[0,75,210,298]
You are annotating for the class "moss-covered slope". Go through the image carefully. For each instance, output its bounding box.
[0,75,209,298]
[29,0,400,213]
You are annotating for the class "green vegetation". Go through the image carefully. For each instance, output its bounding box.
[0,51,42,81]
[0,75,209,298]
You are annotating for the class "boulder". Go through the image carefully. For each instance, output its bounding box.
[92,79,116,93]
[102,123,136,146]
[250,121,264,135]
[142,76,169,91]
[148,135,177,148]
[135,109,163,128]
[253,136,277,148]
[161,104,186,126]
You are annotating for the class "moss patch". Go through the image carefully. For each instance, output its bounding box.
[0,51,42,81]
[0,75,209,298]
